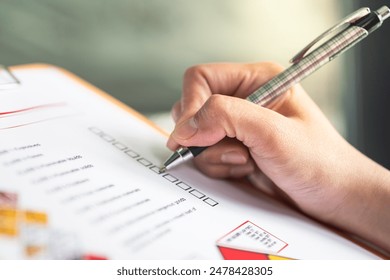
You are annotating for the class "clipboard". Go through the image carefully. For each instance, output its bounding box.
[0,65,21,90]
[0,64,386,260]
[2,64,166,135]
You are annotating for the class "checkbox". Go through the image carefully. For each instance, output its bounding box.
[113,142,127,151]
[89,127,102,134]
[125,149,139,158]
[203,197,218,207]
[150,165,163,174]
[176,181,191,190]
[137,158,152,167]
[163,173,178,183]
[101,134,115,143]
[189,189,205,199]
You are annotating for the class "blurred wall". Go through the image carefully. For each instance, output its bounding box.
[1,0,346,132]
[349,0,390,169]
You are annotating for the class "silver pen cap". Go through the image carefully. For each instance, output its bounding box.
[377,6,390,21]
[161,147,194,171]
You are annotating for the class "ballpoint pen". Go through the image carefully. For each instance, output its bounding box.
[161,6,390,172]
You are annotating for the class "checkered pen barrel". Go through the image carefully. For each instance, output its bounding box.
[246,26,368,106]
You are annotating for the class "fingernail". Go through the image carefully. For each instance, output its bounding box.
[229,164,255,177]
[172,117,198,140]
[221,151,247,164]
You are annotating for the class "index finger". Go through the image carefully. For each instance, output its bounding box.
[177,62,285,122]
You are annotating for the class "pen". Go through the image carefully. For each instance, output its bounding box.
[161,6,390,172]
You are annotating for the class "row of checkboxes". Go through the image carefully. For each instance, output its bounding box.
[89,127,219,207]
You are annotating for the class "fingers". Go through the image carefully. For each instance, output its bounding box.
[168,94,289,154]
[192,137,255,179]
[173,62,287,124]
[171,100,181,123]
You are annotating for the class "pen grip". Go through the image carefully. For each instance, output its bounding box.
[188,146,207,157]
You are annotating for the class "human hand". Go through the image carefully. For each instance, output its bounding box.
[167,62,390,253]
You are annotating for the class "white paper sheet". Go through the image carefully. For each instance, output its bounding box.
[0,65,380,259]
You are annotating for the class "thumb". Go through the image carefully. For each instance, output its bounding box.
[168,94,288,152]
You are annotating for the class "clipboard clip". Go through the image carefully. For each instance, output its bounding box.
[290,7,371,64]
[0,65,21,90]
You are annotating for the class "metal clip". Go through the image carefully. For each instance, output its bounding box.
[290,7,371,64]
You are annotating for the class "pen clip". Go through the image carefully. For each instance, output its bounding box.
[290,7,371,64]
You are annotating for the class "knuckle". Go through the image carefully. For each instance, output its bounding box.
[184,64,209,80]
[194,95,224,124]
[208,95,236,136]
[194,95,237,138]
[204,94,229,116]
[171,101,182,122]
[261,61,285,75]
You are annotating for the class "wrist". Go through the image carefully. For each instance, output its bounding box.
[325,149,390,253]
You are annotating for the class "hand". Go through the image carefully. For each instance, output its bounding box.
[167,62,390,253]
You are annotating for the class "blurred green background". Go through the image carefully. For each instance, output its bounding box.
[0,1,345,116]
[1,0,389,168]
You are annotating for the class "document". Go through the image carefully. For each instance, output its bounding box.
[0,65,381,259]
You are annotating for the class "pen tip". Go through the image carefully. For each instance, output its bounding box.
[159,167,167,173]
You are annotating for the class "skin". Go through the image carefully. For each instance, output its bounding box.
[167,62,390,254]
